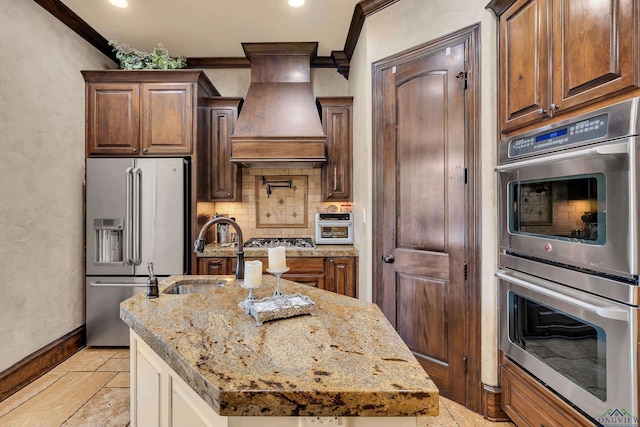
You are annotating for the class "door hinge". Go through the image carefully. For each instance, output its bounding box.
[462,356,468,373]
[456,70,468,90]
[463,262,468,280]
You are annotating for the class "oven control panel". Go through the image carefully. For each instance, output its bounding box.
[508,113,608,158]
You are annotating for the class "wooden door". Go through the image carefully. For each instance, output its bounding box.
[86,82,140,155]
[140,83,193,155]
[499,0,550,133]
[551,0,638,112]
[373,34,475,406]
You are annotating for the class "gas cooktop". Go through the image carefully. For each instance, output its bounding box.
[243,237,315,248]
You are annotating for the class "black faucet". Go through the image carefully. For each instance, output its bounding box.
[194,217,244,280]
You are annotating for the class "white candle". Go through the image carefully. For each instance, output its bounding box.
[268,246,287,271]
[244,260,263,288]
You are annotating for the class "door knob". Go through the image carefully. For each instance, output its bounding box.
[383,255,395,263]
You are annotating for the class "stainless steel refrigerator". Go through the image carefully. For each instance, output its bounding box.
[85,157,189,346]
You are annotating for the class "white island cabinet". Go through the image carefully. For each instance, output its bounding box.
[122,276,439,427]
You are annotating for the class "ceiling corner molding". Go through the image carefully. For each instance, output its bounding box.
[33,0,117,63]
[340,0,401,79]
[331,51,350,79]
[485,0,517,16]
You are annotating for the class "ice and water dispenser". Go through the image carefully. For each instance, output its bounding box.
[93,218,124,263]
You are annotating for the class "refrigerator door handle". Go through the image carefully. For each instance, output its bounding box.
[125,167,134,265]
[132,167,142,266]
[89,281,144,287]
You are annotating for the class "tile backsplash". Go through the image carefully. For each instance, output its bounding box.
[198,168,342,241]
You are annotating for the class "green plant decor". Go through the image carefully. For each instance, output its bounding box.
[109,40,187,70]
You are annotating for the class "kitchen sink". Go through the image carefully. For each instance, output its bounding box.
[163,276,237,295]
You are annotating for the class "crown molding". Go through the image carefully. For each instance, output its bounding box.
[485,0,518,16]
[33,0,117,63]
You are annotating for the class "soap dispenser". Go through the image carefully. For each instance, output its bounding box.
[146,262,159,299]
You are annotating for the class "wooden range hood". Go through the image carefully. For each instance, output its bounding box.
[230,42,327,168]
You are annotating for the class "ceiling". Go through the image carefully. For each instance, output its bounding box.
[60,0,362,59]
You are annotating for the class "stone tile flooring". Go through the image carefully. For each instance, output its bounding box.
[0,347,515,426]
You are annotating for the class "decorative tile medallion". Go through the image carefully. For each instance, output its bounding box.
[256,176,308,228]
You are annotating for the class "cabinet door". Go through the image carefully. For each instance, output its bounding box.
[198,257,230,275]
[208,108,241,201]
[318,98,353,201]
[327,257,356,297]
[284,273,326,289]
[132,334,163,427]
[170,377,213,427]
[140,83,193,155]
[499,0,550,133]
[86,82,140,155]
[551,0,638,112]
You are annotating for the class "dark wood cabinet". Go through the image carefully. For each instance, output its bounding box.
[326,257,357,298]
[197,255,357,297]
[140,83,193,155]
[497,0,639,133]
[83,70,218,156]
[501,356,594,427]
[85,82,140,155]
[197,257,230,275]
[499,0,550,132]
[197,98,243,201]
[317,97,353,201]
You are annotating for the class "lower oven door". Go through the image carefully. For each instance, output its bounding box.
[497,268,638,422]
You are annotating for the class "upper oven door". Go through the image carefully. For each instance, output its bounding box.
[497,138,637,279]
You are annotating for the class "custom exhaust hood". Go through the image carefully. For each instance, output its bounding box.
[230,42,327,168]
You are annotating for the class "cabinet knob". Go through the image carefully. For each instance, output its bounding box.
[383,255,395,263]
[227,192,231,196]
[142,148,148,153]
[550,103,559,111]
[132,148,137,153]
[537,108,547,115]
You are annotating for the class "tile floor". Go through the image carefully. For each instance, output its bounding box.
[0,348,515,427]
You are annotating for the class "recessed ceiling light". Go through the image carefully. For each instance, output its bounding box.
[288,0,304,7]
[109,0,128,8]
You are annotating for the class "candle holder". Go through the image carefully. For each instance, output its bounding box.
[238,281,261,312]
[267,267,289,298]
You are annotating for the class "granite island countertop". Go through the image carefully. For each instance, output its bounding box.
[120,275,438,418]
[197,243,359,258]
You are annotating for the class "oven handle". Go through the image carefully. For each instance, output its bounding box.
[316,221,353,227]
[495,142,628,172]
[496,270,628,321]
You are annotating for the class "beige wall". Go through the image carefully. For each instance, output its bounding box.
[347,0,500,385]
[0,0,114,371]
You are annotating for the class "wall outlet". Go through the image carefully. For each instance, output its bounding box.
[299,417,348,427]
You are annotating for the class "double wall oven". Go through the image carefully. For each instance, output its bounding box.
[496,98,640,422]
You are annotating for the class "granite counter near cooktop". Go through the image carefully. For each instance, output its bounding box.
[120,275,438,418]
[197,243,359,258]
